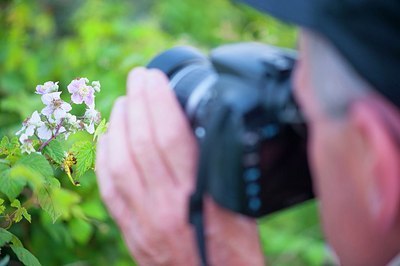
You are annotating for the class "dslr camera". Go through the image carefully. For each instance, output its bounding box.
[148,43,314,264]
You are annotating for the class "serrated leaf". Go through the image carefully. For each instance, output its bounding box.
[0,136,10,155]
[11,246,42,266]
[0,228,13,247]
[37,178,62,223]
[0,169,26,201]
[16,153,53,179]
[11,199,21,208]
[11,199,31,223]
[0,198,5,214]
[43,139,65,165]
[22,208,31,223]
[70,141,95,178]
[4,137,21,164]
[93,119,108,141]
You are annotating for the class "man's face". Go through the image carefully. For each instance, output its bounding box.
[293,32,379,265]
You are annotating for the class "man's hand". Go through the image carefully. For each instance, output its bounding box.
[95,68,265,265]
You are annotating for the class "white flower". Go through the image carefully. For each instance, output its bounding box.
[62,113,82,139]
[37,121,66,141]
[19,134,35,154]
[41,92,72,120]
[84,107,101,134]
[92,81,101,92]
[16,111,44,137]
[36,81,59,95]
[37,124,53,140]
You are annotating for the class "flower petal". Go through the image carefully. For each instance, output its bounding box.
[54,108,67,120]
[84,94,95,107]
[37,125,52,140]
[85,123,95,134]
[61,102,72,112]
[41,106,53,117]
[71,93,84,104]
[25,125,35,137]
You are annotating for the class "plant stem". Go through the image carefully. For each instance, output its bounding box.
[38,118,65,152]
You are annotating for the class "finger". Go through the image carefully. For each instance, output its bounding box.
[96,135,145,256]
[126,67,174,192]
[95,134,133,230]
[144,69,198,190]
[107,96,144,205]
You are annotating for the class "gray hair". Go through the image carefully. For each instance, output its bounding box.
[304,31,372,118]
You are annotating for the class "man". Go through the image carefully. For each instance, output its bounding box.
[96,1,400,265]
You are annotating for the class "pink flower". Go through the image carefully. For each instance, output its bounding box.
[41,92,72,120]
[36,81,59,95]
[67,78,95,107]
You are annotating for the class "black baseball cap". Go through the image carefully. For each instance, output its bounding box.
[238,0,400,108]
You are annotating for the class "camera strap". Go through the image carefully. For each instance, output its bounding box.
[189,105,231,266]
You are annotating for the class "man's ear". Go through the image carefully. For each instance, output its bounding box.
[350,99,400,233]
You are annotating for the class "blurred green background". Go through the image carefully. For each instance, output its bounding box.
[0,0,332,265]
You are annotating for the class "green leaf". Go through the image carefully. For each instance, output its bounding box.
[0,198,5,214]
[43,139,65,165]
[0,136,10,155]
[9,165,44,192]
[0,228,13,247]
[93,119,108,141]
[3,137,21,164]
[71,141,95,178]
[0,169,26,201]
[51,188,81,220]
[11,199,21,208]
[37,178,62,223]
[11,234,23,247]
[68,218,93,245]
[11,199,31,223]
[22,208,32,223]
[10,246,42,266]
[16,153,53,179]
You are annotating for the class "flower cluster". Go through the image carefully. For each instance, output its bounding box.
[17,79,102,154]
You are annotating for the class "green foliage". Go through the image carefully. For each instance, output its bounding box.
[0,228,13,246]
[43,138,65,164]
[70,141,96,178]
[0,0,329,265]
[37,178,63,223]
[11,199,31,223]
[10,246,42,266]
[93,118,108,141]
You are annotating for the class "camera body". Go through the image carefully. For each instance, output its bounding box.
[148,43,314,218]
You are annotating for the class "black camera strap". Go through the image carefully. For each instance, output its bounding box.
[189,105,231,266]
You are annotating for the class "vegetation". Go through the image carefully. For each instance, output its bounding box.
[0,0,331,265]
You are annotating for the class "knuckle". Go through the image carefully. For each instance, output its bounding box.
[148,68,168,82]
[128,67,147,81]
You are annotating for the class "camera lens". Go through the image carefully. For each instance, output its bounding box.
[147,47,216,125]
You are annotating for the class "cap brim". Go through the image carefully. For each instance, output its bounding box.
[239,0,318,29]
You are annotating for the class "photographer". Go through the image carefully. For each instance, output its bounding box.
[96,1,400,265]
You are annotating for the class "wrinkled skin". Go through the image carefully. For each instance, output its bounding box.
[96,68,264,265]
